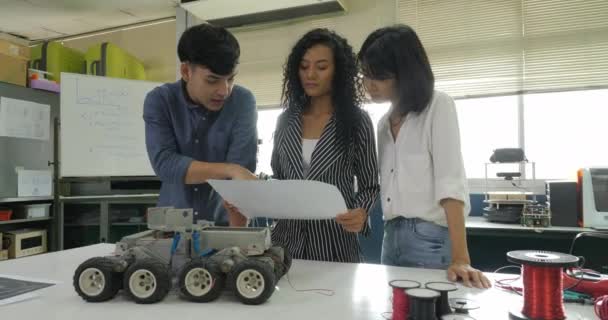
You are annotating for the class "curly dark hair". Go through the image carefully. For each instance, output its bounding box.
[279,28,364,146]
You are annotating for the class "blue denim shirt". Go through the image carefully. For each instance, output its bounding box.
[143,80,257,225]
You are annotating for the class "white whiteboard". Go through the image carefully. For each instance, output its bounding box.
[60,73,161,177]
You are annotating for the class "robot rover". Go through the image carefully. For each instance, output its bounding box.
[73,207,291,305]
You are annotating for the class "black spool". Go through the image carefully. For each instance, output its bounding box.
[426,281,458,318]
[406,288,441,320]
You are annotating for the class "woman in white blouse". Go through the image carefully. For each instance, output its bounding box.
[358,25,490,288]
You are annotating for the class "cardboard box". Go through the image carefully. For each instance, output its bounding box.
[0,39,30,87]
[0,53,28,86]
[0,39,31,59]
[0,249,8,261]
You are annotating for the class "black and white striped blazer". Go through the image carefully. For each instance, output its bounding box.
[270,107,379,263]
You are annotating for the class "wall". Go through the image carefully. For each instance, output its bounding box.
[0,82,59,198]
[62,20,177,83]
[59,0,398,102]
[229,0,397,107]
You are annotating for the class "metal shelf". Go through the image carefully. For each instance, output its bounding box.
[64,223,99,227]
[112,222,147,226]
[0,196,53,204]
[0,217,52,225]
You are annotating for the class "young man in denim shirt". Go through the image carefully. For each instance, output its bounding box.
[144,24,257,226]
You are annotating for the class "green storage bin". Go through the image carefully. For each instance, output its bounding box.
[85,42,146,80]
[30,41,85,82]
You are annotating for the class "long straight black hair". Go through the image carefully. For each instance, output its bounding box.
[358,24,434,115]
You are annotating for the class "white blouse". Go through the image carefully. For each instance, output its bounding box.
[377,90,470,226]
[302,138,318,176]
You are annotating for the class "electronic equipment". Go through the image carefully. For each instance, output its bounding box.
[2,229,47,258]
[546,180,579,227]
[497,172,521,180]
[578,167,608,229]
[483,192,532,224]
[489,148,526,163]
[521,204,551,227]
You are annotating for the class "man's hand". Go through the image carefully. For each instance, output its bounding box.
[335,208,367,232]
[223,201,248,227]
[447,262,492,289]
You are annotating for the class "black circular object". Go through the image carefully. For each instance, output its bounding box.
[426,282,458,292]
[449,298,480,313]
[426,282,458,317]
[442,314,476,320]
[389,279,421,289]
[506,250,579,267]
[406,288,441,299]
[406,288,440,320]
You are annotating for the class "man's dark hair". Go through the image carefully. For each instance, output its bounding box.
[177,23,240,75]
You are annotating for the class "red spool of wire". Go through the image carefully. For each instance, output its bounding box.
[506,250,580,320]
[389,280,421,320]
[596,295,608,320]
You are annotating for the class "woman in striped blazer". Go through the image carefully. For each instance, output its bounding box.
[229,29,379,263]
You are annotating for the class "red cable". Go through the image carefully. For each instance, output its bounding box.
[522,264,566,320]
[596,295,608,320]
[392,287,410,320]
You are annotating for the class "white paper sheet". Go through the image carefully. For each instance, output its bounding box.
[208,180,348,219]
[0,97,50,140]
[17,169,52,197]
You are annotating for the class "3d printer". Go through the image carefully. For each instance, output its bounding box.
[578,167,608,229]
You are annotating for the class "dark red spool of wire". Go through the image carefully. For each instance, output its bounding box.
[506,250,580,320]
[390,280,421,320]
[596,295,608,320]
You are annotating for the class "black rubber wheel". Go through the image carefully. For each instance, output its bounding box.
[73,257,122,302]
[267,246,292,279]
[123,259,171,304]
[282,246,292,276]
[178,258,225,302]
[229,259,276,305]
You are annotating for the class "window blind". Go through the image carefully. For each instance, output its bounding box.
[397,0,608,97]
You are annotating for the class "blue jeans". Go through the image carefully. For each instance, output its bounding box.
[381,217,452,269]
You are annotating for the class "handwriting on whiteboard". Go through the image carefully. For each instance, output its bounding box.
[75,78,130,108]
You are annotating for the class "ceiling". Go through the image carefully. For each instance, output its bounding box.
[0,0,178,41]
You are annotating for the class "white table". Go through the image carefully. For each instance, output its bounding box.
[0,244,597,319]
